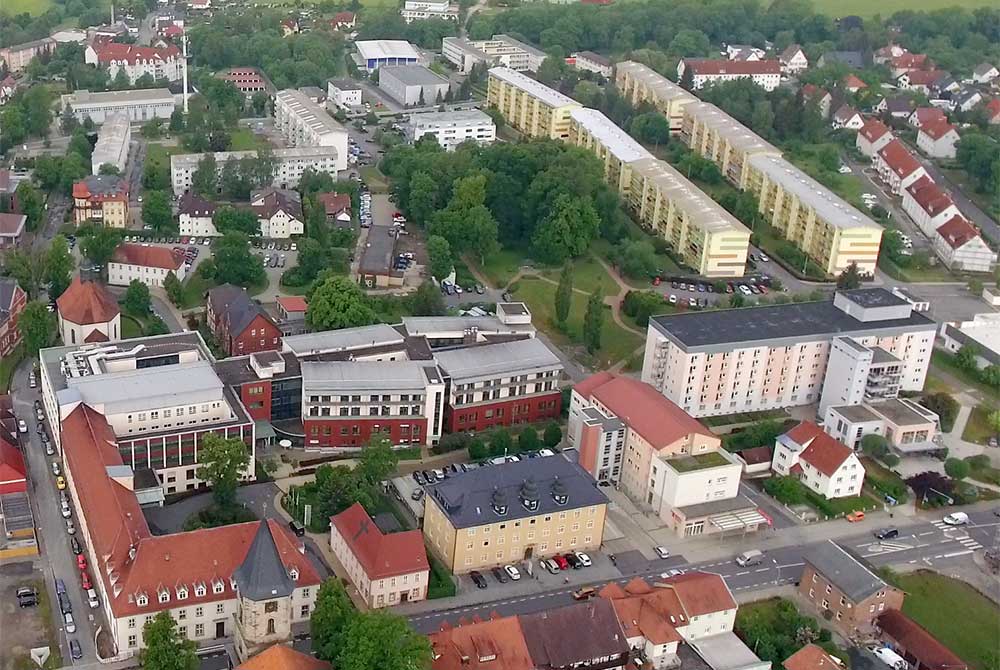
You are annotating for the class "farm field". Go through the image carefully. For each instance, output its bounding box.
[1,0,53,15]
[805,0,998,16]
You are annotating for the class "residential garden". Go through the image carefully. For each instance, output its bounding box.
[735,598,847,667]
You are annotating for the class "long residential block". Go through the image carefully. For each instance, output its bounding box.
[614,61,698,133]
[170,147,340,196]
[273,89,349,170]
[487,67,581,140]
[567,107,652,195]
[680,101,780,188]
[61,88,176,124]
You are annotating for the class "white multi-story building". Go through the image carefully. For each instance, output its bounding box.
[677,59,782,91]
[108,243,187,288]
[779,44,809,73]
[613,61,698,134]
[642,289,937,418]
[901,177,961,238]
[916,119,960,159]
[818,336,906,416]
[400,0,458,22]
[85,42,183,83]
[178,192,220,237]
[273,89,349,169]
[573,51,612,78]
[441,34,546,73]
[252,189,304,239]
[326,79,362,109]
[772,421,865,499]
[61,88,176,124]
[405,109,496,150]
[170,147,341,196]
[873,139,927,195]
[934,215,997,273]
[91,113,131,175]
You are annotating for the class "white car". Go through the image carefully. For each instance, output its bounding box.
[17,420,27,433]
[542,558,561,574]
[838,165,852,174]
[504,564,521,581]
[87,589,100,609]
[942,512,969,526]
[668,294,677,304]
[51,461,61,476]
[654,546,670,559]
[61,502,72,519]
[64,611,76,634]
[573,551,592,567]
[66,519,76,535]
[758,253,770,262]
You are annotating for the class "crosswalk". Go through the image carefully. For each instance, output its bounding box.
[930,520,983,550]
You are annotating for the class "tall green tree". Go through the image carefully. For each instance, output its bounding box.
[59,153,89,195]
[45,235,75,299]
[192,153,219,197]
[139,611,198,670]
[531,194,600,263]
[142,159,170,191]
[212,232,266,287]
[123,280,151,315]
[554,264,573,327]
[142,190,175,233]
[68,128,93,160]
[426,235,452,279]
[14,182,44,232]
[836,262,863,289]
[195,433,251,508]
[407,171,439,225]
[582,289,604,354]
[164,271,183,307]
[212,206,259,236]
[337,610,432,670]
[80,227,122,268]
[3,248,45,297]
[306,274,378,330]
[18,301,54,354]
[311,579,355,663]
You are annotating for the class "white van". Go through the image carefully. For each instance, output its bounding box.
[942,512,969,526]
[735,549,764,567]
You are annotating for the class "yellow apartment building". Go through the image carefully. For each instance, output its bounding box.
[680,101,780,189]
[745,154,883,276]
[626,157,750,277]
[72,175,131,228]
[614,61,698,133]
[422,457,609,574]
[567,107,652,195]
[487,66,580,140]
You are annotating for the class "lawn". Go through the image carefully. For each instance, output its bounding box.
[962,404,998,446]
[477,248,528,288]
[860,457,910,505]
[704,408,789,428]
[177,271,215,310]
[229,128,271,151]
[806,0,999,17]
[879,255,959,283]
[359,166,390,193]
[539,254,620,298]
[891,571,1000,670]
[931,350,998,398]
[145,143,183,173]
[121,315,144,340]
[512,275,643,369]
[668,451,731,472]
[426,552,456,599]
[1,0,53,15]
[0,343,25,393]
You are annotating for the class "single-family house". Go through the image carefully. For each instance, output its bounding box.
[0,212,25,249]
[842,74,868,93]
[972,63,998,85]
[952,88,983,113]
[818,51,864,69]
[898,70,947,94]
[316,192,352,227]
[178,192,220,237]
[901,177,961,238]
[832,105,864,130]
[779,44,808,74]
[856,118,893,157]
[803,84,833,118]
[916,119,960,159]
[882,96,915,119]
[908,107,947,128]
[934,216,997,273]
[772,421,865,500]
[987,98,1000,125]
[251,189,304,238]
[784,644,842,670]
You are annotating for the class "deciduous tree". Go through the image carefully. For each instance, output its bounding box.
[212,206,259,236]
[139,611,198,670]
[306,274,378,330]
[142,190,175,233]
[555,264,573,327]
[18,301,54,354]
[531,194,599,263]
[80,227,122,268]
[192,153,218,197]
[311,579,354,663]
[426,235,452,280]
[212,232,266,287]
[583,289,604,354]
[336,610,432,670]
[196,433,250,508]
[45,235,75,300]
[123,280,151,316]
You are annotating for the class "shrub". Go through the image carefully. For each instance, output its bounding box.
[543,422,563,448]
[922,392,959,432]
[764,476,806,504]
[944,457,970,480]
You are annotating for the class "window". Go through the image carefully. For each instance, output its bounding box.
[128,635,137,648]
[128,618,136,629]
[158,591,169,604]
[265,601,279,613]
[217,603,225,614]
[301,605,310,617]
[213,581,224,594]
[195,624,204,637]
[137,594,148,607]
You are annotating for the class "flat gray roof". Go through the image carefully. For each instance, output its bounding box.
[171,146,337,169]
[301,361,432,392]
[570,107,651,163]
[275,89,345,138]
[829,404,881,424]
[689,632,769,670]
[380,64,449,87]
[615,61,698,105]
[683,101,780,156]
[91,113,130,168]
[63,88,174,106]
[489,67,579,109]
[283,324,403,356]
[409,109,493,129]
[433,338,560,383]
[62,360,224,414]
[401,315,522,336]
[492,34,546,58]
[804,540,888,602]
[870,398,936,427]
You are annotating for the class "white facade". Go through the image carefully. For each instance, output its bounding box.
[170,147,341,196]
[406,110,496,150]
[400,0,458,22]
[647,450,742,515]
[901,182,961,239]
[84,44,182,84]
[441,35,545,74]
[873,143,928,195]
[91,113,131,175]
[574,52,612,78]
[179,212,219,237]
[678,59,781,91]
[934,231,997,273]
[60,313,121,346]
[379,65,450,106]
[917,126,960,158]
[856,128,893,157]
[973,64,999,84]
[818,336,905,417]
[326,80,362,109]
[108,258,187,287]
[771,429,866,499]
[258,209,304,238]
[274,89,349,170]
[780,47,809,73]
[61,88,176,124]
[328,521,428,609]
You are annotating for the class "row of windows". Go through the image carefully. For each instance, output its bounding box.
[308,393,424,404]
[461,536,594,565]
[307,423,422,437]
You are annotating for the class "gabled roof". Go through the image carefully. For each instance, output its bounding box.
[92,42,180,64]
[237,645,331,670]
[330,503,428,580]
[784,644,841,670]
[973,63,998,77]
[936,215,980,250]
[277,296,308,314]
[208,284,275,339]
[891,53,928,70]
[233,520,296,601]
[575,372,715,450]
[904,70,946,86]
[72,174,129,199]
[683,59,781,75]
[316,192,351,216]
[842,74,867,90]
[878,139,922,178]
[521,599,629,669]
[780,44,805,63]
[911,107,946,125]
[429,615,534,670]
[0,212,26,237]
[885,97,915,114]
[178,191,217,218]
[802,84,831,102]
[803,540,888,602]
[877,610,968,670]
[56,276,120,326]
[112,243,185,270]
[252,188,303,221]
[906,177,955,216]
[833,104,861,123]
[919,118,958,141]
[859,118,891,143]
[781,421,855,476]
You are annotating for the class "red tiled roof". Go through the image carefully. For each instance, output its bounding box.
[878,139,922,178]
[843,74,868,89]
[277,296,308,313]
[906,178,954,216]
[784,644,842,670]
[911,107,946,125]
[987,98,1000,120]
[891,53,928,70]
[936,215,979,249]
[332,11,355,23]
[664,571,737,616]
[84,329,110,343]
[56,276,120,326]
[904,70,945,86]
[112,243,185,270]
[859,118,891,143]
[331,503,429,580]
[684,59,781,75]
[0,212,25,236]
[919,118,958,141]
[739,445,773,465]
[834,105,860,123]
[429,615,534,670]
[877,610,968,670]
[316,192,351,216]
[92,42,180,64]
[237,645,331,670]
[576,373,715,450]
[0,436,27,494]
[783,421,854,477]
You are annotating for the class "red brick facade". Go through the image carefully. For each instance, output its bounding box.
[303,417,428,448]
[222,314,282,356]
[798,562,905,637]
[0,281,26,357]
[240,380,273,421]
[446,392,562,433]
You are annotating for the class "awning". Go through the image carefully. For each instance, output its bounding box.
[709,508,769,532]
[254,420,276,441]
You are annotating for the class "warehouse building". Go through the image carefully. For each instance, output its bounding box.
[354,40,421,72]
[378,65,451,106]
[61,88,176,124]
[91,113,131,175]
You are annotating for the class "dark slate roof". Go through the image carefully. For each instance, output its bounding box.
[233,521,295,600]
[521,599,629,669]
[0,278,18,321]
[804,540,888,602]
[821,51,864,68]
[843,287,908,308]
[208,283,273,338]
[425,455,609,529]
[178,191,217,217]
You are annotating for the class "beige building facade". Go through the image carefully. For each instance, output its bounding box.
[486,67,580,140]
[614,61,697,133]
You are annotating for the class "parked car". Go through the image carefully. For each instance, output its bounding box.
[80,571,92,590]
[66,519,76,535]
[846,511,866,522]
[503,565,521,581]
[56,476,66,490]
[942,512,969,526]
[412,470,425,485]
[17,420,26,433]
[469,571,488,589]
[564,553,581,569]
[64,611,76,634]
[87,589,99,609]
[76,554,87,571]
[69,640,82,660]
[552,554,570,570]
[573,586,597,600]
[874,527,899,540]
[71,537,82,554]
[541,558,561,574]
[51,461,61,476]
[654,546,670,559]
[16,587,37,608]
[573,551,592,567]
[491,566,508,583]
[410,488,424,501]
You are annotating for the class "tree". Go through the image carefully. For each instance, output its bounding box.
[142,190,175,233]
[18,301,53,355]
[987,409,1000,438]
[164,271,183,306]
[531,194,600,263]
[763,476,806,504]
[212,206,259,236]
[944,457,970,480]
[629,112,670,146]
[45,235,75,300]
[729,293,746,308]
[489,429,513,457]
[615,239,658,279]
[68,128,92,160]
[98,163,121,176]
[406,280,446,316]
[192,153,218,197]
[212,232,266,287]
[428,174,498,263]
[583,289,604,354]
[668,28,710,56]
[426,235,452,279]
[356,435,400,487]
[14,182,44,232]
[59,153,89,195]
[123,280,151,316]
[543,422,562,448]
[923,392,959,432]
[336,610,432,670]
[195,433,250,509]
[80,227,122,267]
[311,579,354,663]
[555,264,573,327]
[860,434,890,460]
[169,110,186,133]
[139,611,198,670]
[518,428,540,452]
[143,158,170,191]
[3,248,45,297]
[836,262,863,289]
[307,274,378,330]
[293,238,329,285]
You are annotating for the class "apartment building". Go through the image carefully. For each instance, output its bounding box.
[178,192,220,237]
[642,289,936,418]
[772,422,865,499]
[273,89,349,168]
[326,79,362,109]
[329,503,429,608]
[170,147,341,196]
[626,157,750,277]
[613,61,697,133]
[400,0,458,22]
[216,67,274,99]
[487,67,581,140]
[678,59,782,91]
[799,540,904,637]
[573,51,613,78]
[442,34,546,73]
[72,175,130,227]
[818,335,908,415]
[55,276,121,345]
[824,398,939,453]
[0,278,27,358]
[856,119,893,157]
[434,337,562,433]
[91,113,131,175]
[873,139,927,196]
[680,102,781,189]
[108,243,187,287]
[0,37,55,72]
[745,154,883,276]
[422,455,609,573]
[61,88,176,124]
[901,177,961,238]
[85,42,183,83]
[405,109,496,150]
[916,119,960,159]
[568,107,653,195]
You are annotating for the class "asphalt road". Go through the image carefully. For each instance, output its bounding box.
[405,507,999,633]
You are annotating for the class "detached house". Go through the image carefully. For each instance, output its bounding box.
[784,644,843,670]
[902,177,961,238]
[56,276,121,345]
[0,212,25,249]
[779,44,808,73]
[952,88,983,113]
[898,70,947,94]
[882,96,915,120]
[832,105,864,130]
[178,192,220,237]
[251,189,304,238]
[934,216,997,274]
[842,74,867,94]
[771,421,865,499]
[206,284,282,356]
[856,119,893,157]
[916,119,960,159]
[908,107,946,129]
[108,243,187,288]
[874,139,927,195]
[972,63,998,85]
[802,84,833,118]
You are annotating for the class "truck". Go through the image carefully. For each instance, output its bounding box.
[870,646,908,670]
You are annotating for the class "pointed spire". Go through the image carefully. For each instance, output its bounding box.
[232,521,295,601]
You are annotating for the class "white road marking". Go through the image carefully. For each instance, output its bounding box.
[736,571,749,576]
[942,550,973,558]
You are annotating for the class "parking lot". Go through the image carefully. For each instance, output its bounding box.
[652,269,782,309]
[0,562,57,670]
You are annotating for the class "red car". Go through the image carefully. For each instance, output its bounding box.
[80,571,92,590]
[553,555,570,570]
[77,554,87,571]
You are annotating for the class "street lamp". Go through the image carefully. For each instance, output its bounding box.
[773,557,781,587]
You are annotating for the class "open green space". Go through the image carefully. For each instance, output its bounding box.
[931,350,998,398]
[891,570,1000,670]
[477,248,527,288]
[229,128,272,152]
[512,275,642,369]
[962,404,998,446]
[1,0,53,15]
[0,344,25,393]
[359,166,390,193]
[765,476,880,517]
[879,255,959,283]
[704,409,789,428]
[121,315,144,340]
[860,457,910,504]
[145,143,183,173]
[804,0,999,17]
[539,254,619,299]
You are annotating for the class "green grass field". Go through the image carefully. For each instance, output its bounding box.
[962,404,999,446]
[539,255,619,298]
[229,128,271,152]
[1,0,53,16]
[805,0,999,17]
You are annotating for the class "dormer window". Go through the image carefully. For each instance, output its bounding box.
[230,577,238,591]
[520,478,539,512]
[213,580,225,594]
[194,584,206,597]
[491,487,508,516]
[137,593,148,607]
[177,586,188,600]
[289,567,299,581]
[158,590,170,604]
[551,476,568,505]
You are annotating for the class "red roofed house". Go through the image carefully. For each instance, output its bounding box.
[72,175,130,228]
[677,58,782,91]
[877,609,969,670]
[108,243,187,288]
[329,502,429,608]
[856,118,893,157]
[237,644,330,670]
[0,435,27,494]
[933,216,997,273]
[987,98,1000,125]
[889,53,930,78]
[315,192,352,226]
[916,118,960,159]
[832,104,864,130]
[56,276,122,345]
[802,84,833,118]
[206,284,282,356]
[784,644,843,670]
[279,18,298,36]
[428,614,534,670]
[908,107,946,129]
[0,212,25,249]
[898,70,946,94]
[873,139,928,195]
[842,74,868,93]
[276,296,307,324]
[331,11,356,29]
[568,372,763,536]
[772,421,865,499]
[0,277,27,357]
[902,177,961,238]
[85,42,182,83]
[216,68,274,100]
[59,403,320,658]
